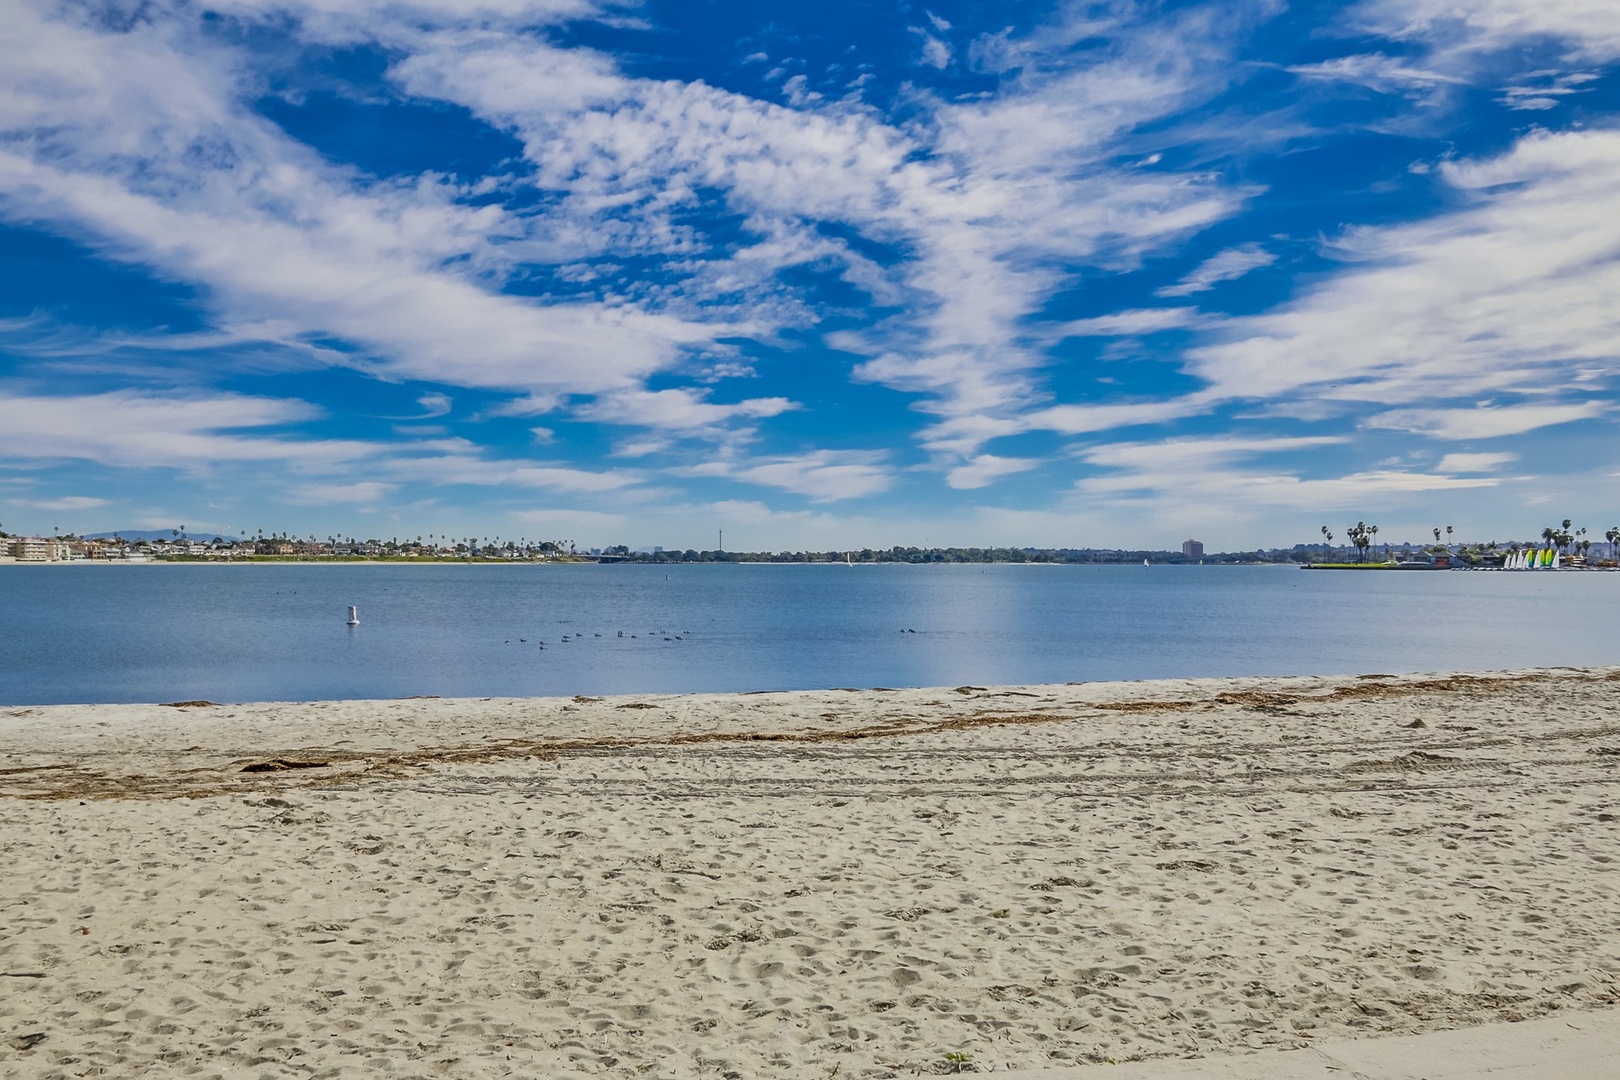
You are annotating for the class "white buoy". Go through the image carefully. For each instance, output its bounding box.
[347,605,359,626]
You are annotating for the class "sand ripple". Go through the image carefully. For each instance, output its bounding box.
[3,668,1619,1077]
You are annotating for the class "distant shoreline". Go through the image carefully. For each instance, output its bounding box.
[0,556,1291,568]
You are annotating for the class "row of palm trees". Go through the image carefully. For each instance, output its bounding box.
[1322,520,1620,564]
[1321,522,1387,562]
[1539,520,1620,562]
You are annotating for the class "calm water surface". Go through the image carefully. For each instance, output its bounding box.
[2,562,1617,705]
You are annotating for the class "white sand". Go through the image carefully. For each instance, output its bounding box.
[3,668,1619,1078]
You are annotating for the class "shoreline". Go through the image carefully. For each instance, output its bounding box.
[4,668,1619,1076]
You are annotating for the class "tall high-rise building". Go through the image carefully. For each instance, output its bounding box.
[1182,539,1205,559]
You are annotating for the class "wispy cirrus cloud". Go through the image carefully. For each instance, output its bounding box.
[1056,308,1201,336]
[0,0,738,412]
[1348,0,1620,66]
[388,0,1264,464]
[1171,130,1620,426]
[1,0,1618,548]
[15,495,111,511]
[680,449,894,502]
[1287,52,1466,98]
[1155,243,1276,297]
[284,481,399,507]
[1436,452,1518,473]
[945,455,1042,490]
[0,387,375,468]
[1366,402,1609,440]
[1074,435,1497,512]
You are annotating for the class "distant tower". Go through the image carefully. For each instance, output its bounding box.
[1182,539,1205,559]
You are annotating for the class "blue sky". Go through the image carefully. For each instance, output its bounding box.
[2,0,1618,551]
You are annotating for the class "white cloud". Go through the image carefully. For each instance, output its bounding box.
[387,1,1260,460]
[1366,402,1607,440]
[609,439,670,459]
[1057,433,1503,523]
[414,393,453,418]
[1056,308,1200,336]
[945,455,1041,490]
[1024,396,1216,437]
[1436,452,1518,473]
[0,387,384,467]
[396,455,645,493]
[1496,70,1598,111]
[7,0,1614,542]
[1080,467,1497,506]
[1155,243,1276,297]
[1350,0,1620,66]
[681,449,894,502]
[0,1,739,414]
[0,0,1280,477]
[576,388,798,432]
[1287,53,1466,95]
[18,495,110,511]
[1080,435,1346,470]
[914,30,953,69]
[1182,130,1620,415]
[285,481,399,506]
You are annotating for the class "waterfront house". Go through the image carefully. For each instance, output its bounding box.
[8,537,50,561]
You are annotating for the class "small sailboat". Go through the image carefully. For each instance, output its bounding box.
[1143,558,1150,567]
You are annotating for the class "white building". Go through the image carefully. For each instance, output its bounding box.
[8,537,51,561]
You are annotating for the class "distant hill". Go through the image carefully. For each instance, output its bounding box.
[85,531,243,543]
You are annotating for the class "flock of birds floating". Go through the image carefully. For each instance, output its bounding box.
[504,628,692,649]
[347,609,922,644]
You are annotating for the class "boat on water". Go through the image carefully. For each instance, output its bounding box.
[1502,548,1561,570]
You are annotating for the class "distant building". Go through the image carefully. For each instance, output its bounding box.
[8,537,50,561]
[1182,539,1205,559]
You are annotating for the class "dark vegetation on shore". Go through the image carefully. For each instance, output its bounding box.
[597,545,1269,564]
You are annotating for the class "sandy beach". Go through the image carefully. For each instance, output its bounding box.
[3,668,1619,1078]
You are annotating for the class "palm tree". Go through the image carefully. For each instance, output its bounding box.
[1320,525,1333,559]
[1347,521,1372,563]
[1607,526,1620,561]
[1445,525,1453,549]
[1370,524,1381,561]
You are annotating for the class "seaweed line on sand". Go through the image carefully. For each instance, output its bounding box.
[2,668,1601,802]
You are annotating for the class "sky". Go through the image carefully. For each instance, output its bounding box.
[2,0,1619,552]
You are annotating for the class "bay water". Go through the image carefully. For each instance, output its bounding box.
[2,562,1617,705]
